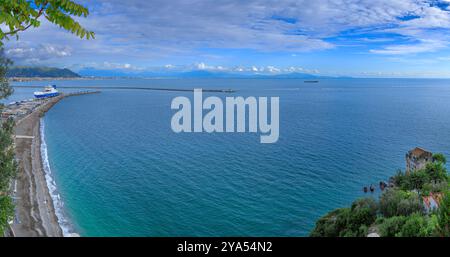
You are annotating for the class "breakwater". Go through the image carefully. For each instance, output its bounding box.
[13,86,235,93]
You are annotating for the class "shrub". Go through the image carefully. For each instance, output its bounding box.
[379,189,423,217]
[347,198,378,231]
[378,216,407,237]
[424,162,447,183]
[399,213,428,237]
[0,196,14,235]
[437,191,450,236]
[310,208,350,237]
[432,153,447,164]
[311,198,378,237]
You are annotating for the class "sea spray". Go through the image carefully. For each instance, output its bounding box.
[40,118,77,237]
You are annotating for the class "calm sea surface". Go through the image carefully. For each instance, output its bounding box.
[8,78,450,236]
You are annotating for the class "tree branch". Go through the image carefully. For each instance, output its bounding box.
[3,2,48,37]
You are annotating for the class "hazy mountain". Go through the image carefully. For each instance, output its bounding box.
[7,66,81,78]
[78,68,327,79]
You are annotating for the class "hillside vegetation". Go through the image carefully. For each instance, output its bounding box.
[6,66,80,78]
[311,153,450,237]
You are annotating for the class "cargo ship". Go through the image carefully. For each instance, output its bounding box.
[34,85,59,99]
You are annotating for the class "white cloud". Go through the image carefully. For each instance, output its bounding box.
[4,0,450,66]
[5,43,72,63]
[370,39,447,54]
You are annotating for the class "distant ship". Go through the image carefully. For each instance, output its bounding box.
[34,85,59,99]
[304,80,319,83]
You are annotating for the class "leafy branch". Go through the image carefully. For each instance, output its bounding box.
[0,0,95,44]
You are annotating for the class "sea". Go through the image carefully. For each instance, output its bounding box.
[7,78,450,236]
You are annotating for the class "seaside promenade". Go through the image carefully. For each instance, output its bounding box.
[4,91,99,237]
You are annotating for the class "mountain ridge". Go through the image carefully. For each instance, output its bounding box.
[7,66,81,78]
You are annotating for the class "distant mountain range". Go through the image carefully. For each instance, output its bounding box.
[6,66,337,79]
[78,68,329,79]
[7,66,81,78]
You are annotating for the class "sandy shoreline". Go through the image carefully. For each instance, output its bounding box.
[9,96,64,236]
[7,91,99,237]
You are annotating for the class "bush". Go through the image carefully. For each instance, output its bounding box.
[311,198,378,237]
[392,170,405,187]
[421,181,448,195]
[379,189,423,217]
[399,213,428,237]
[378,216,407,237]
[0,196,14,235]
[424,162,447,183]
[347,198,378,231]
[437,191,450,236]
[408,169,430,190]
[432,153,447,164]
[310,208,350,237]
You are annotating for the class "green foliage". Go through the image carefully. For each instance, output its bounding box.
[378,216,408,237]
[432,153,446,164]
[0,196,14,235]
[310,198,377,237]
[311,153,449,237]
[392,163,447,192]
[424,162,448,183]
[0,0,94,236]
[378,213,439,237]
[408,169,429,191]
[0,118,16,193]
[0,0,94,44]
[347,198,378,231]
[0,49,13,99]
[310,208,350,237]
[379,189,423,217]
[437,191,450,236]
[421,181,448,195]
[7,66,80,78]
[0,51,15,235]
[399,213,428,237]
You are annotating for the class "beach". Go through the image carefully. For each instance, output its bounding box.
[6,91,99,237]
[9,96,63,236]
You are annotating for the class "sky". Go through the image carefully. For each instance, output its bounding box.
[4,0,450,78]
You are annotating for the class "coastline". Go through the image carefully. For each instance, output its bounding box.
[8,91,99,237]
[10,96,64,236]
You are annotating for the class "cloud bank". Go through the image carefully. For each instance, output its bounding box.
[4,0,450,76]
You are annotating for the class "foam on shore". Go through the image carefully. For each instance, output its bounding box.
[40,118,77,237]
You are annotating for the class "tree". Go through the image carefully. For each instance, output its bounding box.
[437,191,450,236]
[0,0,94,236]
[408,169,429,191]
[310,208,351,237]
[0,49,15,236]
[399,213,428,237]
[347,198,378,232]
[0,196,14,235]
[0,0,94,45]
[424,162,447,183]
[379,189,423,217]
[432,153,447,164]
[310,198,378,237]
[378,216,407,237]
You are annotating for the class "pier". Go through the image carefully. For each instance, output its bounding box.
[2,91,100,122]
[12,85,235,93]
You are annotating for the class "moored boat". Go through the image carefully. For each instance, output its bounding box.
[34,85,59,99]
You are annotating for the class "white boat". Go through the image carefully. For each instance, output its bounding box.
[34,85,59,99]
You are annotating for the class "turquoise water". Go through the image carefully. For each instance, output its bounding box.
[10,78,450,236]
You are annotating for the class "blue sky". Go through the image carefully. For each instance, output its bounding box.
[4,0,450,77]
